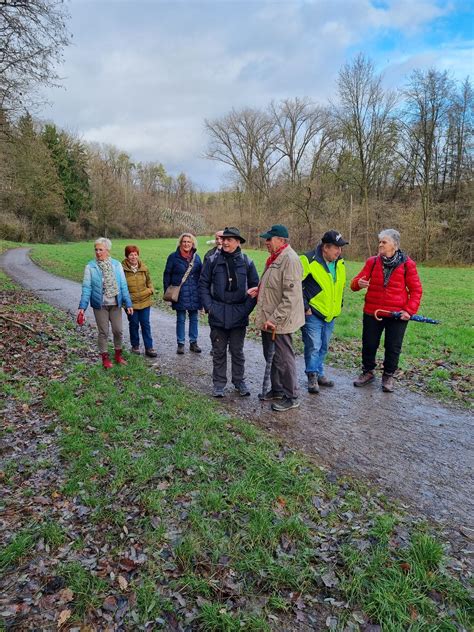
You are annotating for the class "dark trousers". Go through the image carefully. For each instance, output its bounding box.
[262,331,298,400]
[210,326,246,388]
[362,313,408,375]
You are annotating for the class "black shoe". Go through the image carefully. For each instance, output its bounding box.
[271,397,300,412]
[190,342,202,353]
[213,386,225,398]
[235,382,250,396]
[258,389,284,401]
[145,348,157,358]
[177,343,185,355]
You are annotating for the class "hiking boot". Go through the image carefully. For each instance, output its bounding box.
[353,371,375,387]
[382,373,395,393]
[101,353,113,369]
[131,347,140,354]
[213,386,225,398]
[114,349,127,365]
[235,382,250,397]
[318,375,334,387]
[307,372,319,394]
[258,390,284,401]
[177,343,185,355]
[190,342,202,353]
[271,397,300,412]
[145,348,157,358]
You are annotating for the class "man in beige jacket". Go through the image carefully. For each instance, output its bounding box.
[249,224,305,411]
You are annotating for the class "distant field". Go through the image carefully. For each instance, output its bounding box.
[2,238,473,404]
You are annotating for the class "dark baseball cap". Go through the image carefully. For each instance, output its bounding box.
[259,224,289,239]
[321,230,349,246]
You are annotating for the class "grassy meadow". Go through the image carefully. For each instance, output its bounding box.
[21,237,474,405]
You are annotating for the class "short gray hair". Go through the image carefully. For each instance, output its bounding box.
[95,237,112,251]
[378,229,400,249]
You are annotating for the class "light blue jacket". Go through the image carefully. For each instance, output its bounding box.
[79,258,132,310]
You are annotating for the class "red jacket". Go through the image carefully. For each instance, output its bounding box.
[350,255,422,316]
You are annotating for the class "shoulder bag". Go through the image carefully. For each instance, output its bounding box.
[163,254,196,302]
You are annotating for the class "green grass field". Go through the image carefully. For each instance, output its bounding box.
[1,238,472,404]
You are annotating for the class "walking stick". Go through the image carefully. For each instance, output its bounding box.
[258,329,276,400]
[374,309,440,324]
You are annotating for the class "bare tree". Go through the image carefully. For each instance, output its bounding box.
[399,68,453,259]
[205,107,281,199]
[0,0,70,116]
[335,53,397,254]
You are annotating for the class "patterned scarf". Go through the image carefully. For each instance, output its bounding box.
[381,249,404,287]
[97,258,119,297]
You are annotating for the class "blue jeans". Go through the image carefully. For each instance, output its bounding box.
[301,314,335,376]
[128,307,154,349]
[176,309,198,344]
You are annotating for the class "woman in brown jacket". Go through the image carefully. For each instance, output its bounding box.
[122,245,157,357]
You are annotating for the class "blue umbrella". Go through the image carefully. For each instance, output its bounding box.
[375,309,440,324]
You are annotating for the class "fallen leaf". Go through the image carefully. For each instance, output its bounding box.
[57,609,72,627]
[58,588,74,603]
[118,575,128,590]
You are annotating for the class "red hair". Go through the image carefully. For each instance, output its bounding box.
[125,245,139,257]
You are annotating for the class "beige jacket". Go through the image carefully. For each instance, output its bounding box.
[254,245,305,334]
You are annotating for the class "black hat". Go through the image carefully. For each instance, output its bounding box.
[259,224,289,239]
[222,226,246,243]
[321,230,349,246]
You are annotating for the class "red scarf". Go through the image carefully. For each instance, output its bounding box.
[255,243,289,299]
[265,243,288,269]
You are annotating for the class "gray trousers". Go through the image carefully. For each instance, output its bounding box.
[210,326,246,388]
[93,306,123,353]
[262,331,298,399]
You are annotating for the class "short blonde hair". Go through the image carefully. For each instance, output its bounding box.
[95,237,112,251]
[177,233,197,249]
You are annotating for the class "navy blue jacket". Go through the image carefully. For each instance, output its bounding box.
[163,249,202,311]
[199,250,259,329]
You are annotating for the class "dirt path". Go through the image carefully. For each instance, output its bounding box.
[2,247,473,530]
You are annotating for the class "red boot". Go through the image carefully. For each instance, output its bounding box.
[101,353,113,369]
[114,349,127,365]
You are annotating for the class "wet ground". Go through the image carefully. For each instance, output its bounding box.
[2,248,473,530]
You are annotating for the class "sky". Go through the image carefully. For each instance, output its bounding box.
[41,0,474,190]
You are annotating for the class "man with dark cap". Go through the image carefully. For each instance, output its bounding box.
[249,224,305,411]
[300,230,348,393]
[199,227,259,398]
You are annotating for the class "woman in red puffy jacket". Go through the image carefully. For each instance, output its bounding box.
[351,229,422,392]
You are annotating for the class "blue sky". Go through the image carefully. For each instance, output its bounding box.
[41,0,473,190]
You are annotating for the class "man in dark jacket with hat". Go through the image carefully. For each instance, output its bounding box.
[199,227,259,398]
[300,230,348,393]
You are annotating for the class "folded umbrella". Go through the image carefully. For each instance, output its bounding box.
[374,309,440,324]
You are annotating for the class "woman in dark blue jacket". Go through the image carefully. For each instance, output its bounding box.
[163,233,203,354]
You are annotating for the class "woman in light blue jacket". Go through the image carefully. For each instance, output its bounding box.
[77,238,133,368]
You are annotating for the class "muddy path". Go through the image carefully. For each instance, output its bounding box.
[2,247,473,530]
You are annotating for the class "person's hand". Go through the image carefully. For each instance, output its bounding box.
[358,276,370,289]
[247,286,258,298]
[305,308,312,316]
[263,320,276,331]
[126,308,134,315]
[77,308,84,316]
[400,310,411,321]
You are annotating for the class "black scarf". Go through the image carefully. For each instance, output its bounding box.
[221,247,241,291]
[381,249,405,286]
